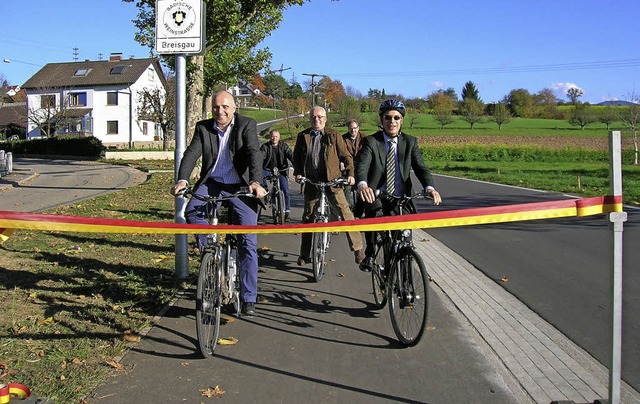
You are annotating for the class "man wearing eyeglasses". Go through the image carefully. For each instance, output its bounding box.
[355,99,442,271]
[342,119,366,210]
[293,106,365,267]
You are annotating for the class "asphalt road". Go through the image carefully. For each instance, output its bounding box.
[426,174,640,392]
[0,158,148,212]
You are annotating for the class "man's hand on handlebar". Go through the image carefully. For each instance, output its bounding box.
[249,182,267,199]
[358,183,377,204]
[427,188,443,205]
[171,180,188,196]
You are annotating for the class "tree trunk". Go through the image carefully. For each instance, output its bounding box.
[186,55,204,145]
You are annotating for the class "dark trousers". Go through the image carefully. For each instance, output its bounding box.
[185,180,259,303]
[262,169,291,211]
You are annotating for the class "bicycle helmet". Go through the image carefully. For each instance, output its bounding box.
[378,99,406,117]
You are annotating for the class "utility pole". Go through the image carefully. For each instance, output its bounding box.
[302,73,327,107]
[274,64,291,76]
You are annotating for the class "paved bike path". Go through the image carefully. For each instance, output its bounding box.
[88,184,640,404]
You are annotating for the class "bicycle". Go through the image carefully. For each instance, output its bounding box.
[178,187,253,358]
[365,191,432,346]
[299,176,349,282]
[263,167,289,224]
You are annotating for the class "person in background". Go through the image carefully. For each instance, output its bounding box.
[261,129,294,221]
[342,118,366,211]
[171,90,266,316]
[292,106,365,266]
[355,99,442,271]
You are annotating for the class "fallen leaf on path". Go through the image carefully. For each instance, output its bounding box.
[104,360,125,370]
[123,331,141,342]
[500,276,509,282]
[337,272,345,277]
[217,337,238,345]
[200,385,225,397]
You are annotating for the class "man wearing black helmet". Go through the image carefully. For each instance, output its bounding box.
[355,99,442,271]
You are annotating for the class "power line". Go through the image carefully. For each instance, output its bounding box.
[329,58,640,78]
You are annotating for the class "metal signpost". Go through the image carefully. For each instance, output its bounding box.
[155,0,206,278]
[608,130,627,403]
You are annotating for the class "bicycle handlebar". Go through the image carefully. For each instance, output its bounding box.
[299,176,350,188]
[177,187,254,203]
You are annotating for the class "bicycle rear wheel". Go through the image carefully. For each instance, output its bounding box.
[371,235,388,308]
[388,248,429,346]
[311,231,328,282]
[196,250,222,357]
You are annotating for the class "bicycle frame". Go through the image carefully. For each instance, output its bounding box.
[299,177,349,282]
[178,187,252,357]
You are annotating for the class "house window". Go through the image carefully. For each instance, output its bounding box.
[107,92,118,106]
[110,65,129,75]
[74,68,92,77]
[41,94,56,108]
[107,120,119,134]
[142,122,148,136]
[69,92,87,106]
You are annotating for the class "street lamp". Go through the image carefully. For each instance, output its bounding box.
[3,58,41,67]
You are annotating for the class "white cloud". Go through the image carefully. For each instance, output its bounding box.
[430,81,444,89]
[550,82,583,98]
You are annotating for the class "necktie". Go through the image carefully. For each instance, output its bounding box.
[311,131,322,169]
[386,139,396,196]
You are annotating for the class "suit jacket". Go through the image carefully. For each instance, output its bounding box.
[293,127,354,181]
[177,113,263,188]
[355,130,434,194]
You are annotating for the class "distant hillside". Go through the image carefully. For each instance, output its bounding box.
[596,100,638,106]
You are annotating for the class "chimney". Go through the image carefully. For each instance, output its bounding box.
[109,52,123,62]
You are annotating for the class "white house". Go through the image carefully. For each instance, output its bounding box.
[21,54,166,147]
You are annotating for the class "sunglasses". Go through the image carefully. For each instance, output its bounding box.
[383,115,402,121]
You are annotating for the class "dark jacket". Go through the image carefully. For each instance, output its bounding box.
[177,113,263,188]
[293,127,353,181]
[355,130,434,194]
[261,141,293,171]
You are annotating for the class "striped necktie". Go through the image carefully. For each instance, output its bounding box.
[386,139,396,196]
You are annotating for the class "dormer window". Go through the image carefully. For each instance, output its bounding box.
[74,68,92,77]
[110,65,129,75]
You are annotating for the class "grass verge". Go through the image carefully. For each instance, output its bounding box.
[0,170,195,403]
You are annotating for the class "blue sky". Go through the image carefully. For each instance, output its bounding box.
[2,0,639,104]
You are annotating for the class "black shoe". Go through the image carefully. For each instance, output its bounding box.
[242,302,256,316]
[359,257,372,272]
[285,211,290,222]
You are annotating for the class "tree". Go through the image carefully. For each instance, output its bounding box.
[125,0,306,142]
[427,91,455,129]
[459,99,485,129]
[566,87,584,105]
[319,77,346,110]
[461,81,481,102]
[598,106,617,130]
[568,103,596,130]
[503,88,534,118]
[617,92,640,165]
[137,76,175,151]
[533,88,559,119]
[489,102,511,130]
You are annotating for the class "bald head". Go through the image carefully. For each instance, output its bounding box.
[212,91,236,130]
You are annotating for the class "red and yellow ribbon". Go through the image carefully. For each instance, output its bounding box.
[0,196,622,240]
[0,383,31,403]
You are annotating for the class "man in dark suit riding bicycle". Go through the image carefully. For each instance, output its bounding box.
[355,99,443,272]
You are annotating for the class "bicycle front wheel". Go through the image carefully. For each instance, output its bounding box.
[276,191,286,224]
[311,231,328,282]
[371,235,388,308]
[388,248,429,346]
[196,250,222,358]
